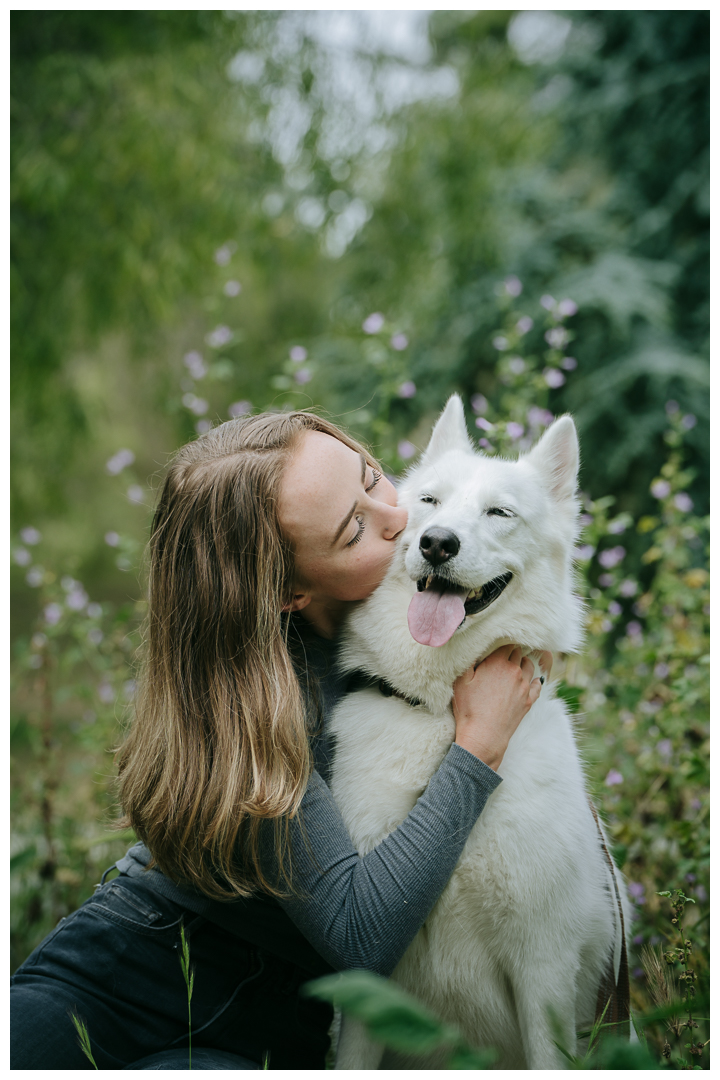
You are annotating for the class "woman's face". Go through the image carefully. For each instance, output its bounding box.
[278,431,408,607]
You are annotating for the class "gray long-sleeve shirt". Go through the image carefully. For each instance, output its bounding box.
[116,616,501,977]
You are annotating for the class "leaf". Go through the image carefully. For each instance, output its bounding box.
[304,971,462,1054]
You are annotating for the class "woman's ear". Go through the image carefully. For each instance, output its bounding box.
[281,592,312,613]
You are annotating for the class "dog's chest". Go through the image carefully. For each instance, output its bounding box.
[329,688,589,904]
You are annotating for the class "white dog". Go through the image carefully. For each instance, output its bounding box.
[329,396,630,1069]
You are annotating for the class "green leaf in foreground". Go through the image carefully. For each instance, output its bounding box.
[304,970,496,1066]
[70,1012,98,1069]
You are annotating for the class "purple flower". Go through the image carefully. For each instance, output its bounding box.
[619,579,637,597]
[195,420,212,434]
[362,312,384,334]
[493,335,509,351]
[626,620,642,637]
[657,739,672,760]
[516,316,534,335]
[527,406,553,428]
[397,440,416,460]
[478,438,493,449]
[214,243,234,266]
[598,573,614,587]
[184,351,207,380]
[506,421,525,440]
[66,587,88,612]
[561,355,577,370]
[105,531,119,547]
[685,873,696,883]
[681,413,697,430]
[608,601,622,616]
[20,526,42,545]
[127,485,145,505]
[294,369,312,384]
[557,298,578,317]
[98,681,114,704]
[654,662,669,679]
[13,548,31,566]
[224,280,242,297]
[206,325,233,348]
[544,327,569,349]
[673,492,693,512]
[290,346,307,362]
[471,394,488,414]
[124,679,137,700]
[228,401,251,418]
[574,545,595,561]
[88,628,104,645]
[628,882,646,903]
[695,885,707,902]
[665,399,679,415]
[504,275,523,297]
[391,333,408,351]
[543,368,566,389]
[398,381,416,399]
[607,519,626,534]
[605,769,623,787]
[540,294,556,311]
[598,546,626,569]
[475,417,494,432]
[26,567,45,587]
[182,393,209,415]
[633,933,645,946]
[44,603,63,626]
[508,356,525,375]
[87,602,103,619]
[579,513,593,526]
[650,479,671,498]
[106,449,136,475]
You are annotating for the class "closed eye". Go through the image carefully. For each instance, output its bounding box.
[487,507,514,517]
[366,467,382,493]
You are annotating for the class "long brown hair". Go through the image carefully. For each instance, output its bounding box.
[116,410,377,899]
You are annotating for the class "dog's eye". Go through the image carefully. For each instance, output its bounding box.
[420,494,438,505]
[487,507,512,517]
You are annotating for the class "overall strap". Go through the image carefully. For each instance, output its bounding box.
[588,798,631,1040]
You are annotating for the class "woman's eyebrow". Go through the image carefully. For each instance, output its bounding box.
[331,454,367,545]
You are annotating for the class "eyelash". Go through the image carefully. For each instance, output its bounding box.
[367,467,382,491]
[347,466,382,544]
[347,517,365,546]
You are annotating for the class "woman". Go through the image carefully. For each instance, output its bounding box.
[11,411,547,1070]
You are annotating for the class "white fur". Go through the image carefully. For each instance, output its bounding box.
[329,396,630,1070]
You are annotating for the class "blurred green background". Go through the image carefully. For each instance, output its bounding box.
[11,11,709,1063]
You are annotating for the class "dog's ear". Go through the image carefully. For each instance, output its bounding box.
[523,414,579,504]
[422,394,474,461]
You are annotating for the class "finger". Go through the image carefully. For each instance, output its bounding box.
[520,655,534,680]
[490,643,516,661]
[508,645,523,665]
[528,677,543,706]
[538,650,553,677]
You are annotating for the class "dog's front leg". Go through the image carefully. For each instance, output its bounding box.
[512,962,578,1069]
[334,1014,384,1070]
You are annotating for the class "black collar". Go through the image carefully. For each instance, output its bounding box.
[345,670,424,708]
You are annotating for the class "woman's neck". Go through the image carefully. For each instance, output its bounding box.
[300,597,351,639]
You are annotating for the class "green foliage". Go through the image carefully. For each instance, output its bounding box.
[70,1012,99,1070]
[305,969,496,1068]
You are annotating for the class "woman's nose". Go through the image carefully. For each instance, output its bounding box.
[383,504,408,539]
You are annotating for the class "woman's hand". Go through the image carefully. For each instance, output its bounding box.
[452,645,552,771]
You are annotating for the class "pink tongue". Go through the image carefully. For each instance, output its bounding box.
[408,586,468,647]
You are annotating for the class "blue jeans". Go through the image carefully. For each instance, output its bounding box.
[11,873,332,1070]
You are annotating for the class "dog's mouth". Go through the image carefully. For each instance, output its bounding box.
[408,572,513,647]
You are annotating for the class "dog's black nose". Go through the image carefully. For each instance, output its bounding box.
[419,527,461,566]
